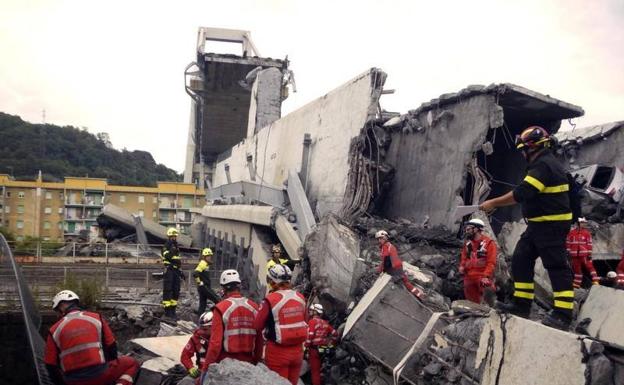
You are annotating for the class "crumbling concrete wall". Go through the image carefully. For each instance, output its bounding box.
[246,68,283,137]
[213,68,386,217]
[578,285,624,347]
[559,122,624,170]
[381,95,495,229]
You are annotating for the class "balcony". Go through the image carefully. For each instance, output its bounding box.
[65,197,104,207]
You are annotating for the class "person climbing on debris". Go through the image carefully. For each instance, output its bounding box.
[375,230,424,299]
[201,269,259,376]
[459,218,497,304]
[254,264,308,385]
[305,304,337,385]
[44,290,140,385]
[480,126,575,330]
[180,311,213,385]
[600,271,619,288]
[566,218,600,287]
[194,247,221,315]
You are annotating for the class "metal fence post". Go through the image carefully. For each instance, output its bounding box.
[63,267,67,284]
[146,270,149,289]
[106,267,110,287]
[136,244,140,264]
[105,243,109,264]
[188,270,192,294]
[72,242,76,263]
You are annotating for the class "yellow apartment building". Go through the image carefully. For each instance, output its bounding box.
[0,174,205,242]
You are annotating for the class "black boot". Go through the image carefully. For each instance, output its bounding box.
[541,311,571,331]
[496,299,531,318]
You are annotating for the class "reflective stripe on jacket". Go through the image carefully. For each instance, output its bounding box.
[266,289,307,346]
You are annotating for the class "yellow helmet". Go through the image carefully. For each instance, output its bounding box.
[202,248,213,257]
[167,228,179,237]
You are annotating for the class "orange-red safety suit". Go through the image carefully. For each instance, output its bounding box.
[379,241,422,298]
[305,316,337,385]
[254,289,307,385]
[44,309,139,385]
[460,235,497,303]
[566,227,599,287]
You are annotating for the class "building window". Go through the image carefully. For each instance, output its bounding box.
[138,209,144,217]
[16,220,24,229]
[58,207,63,214]
[59,192,64,200]
[138,195,145,204]
[58,223,63,230]
[43,221,51,230]
[119,195,126,203]
[6,191,10,197]
[4,206,9,214]
[152,211,157,219]
[16,236,23,241]
[18,191,25,198]
[44,207,52,214]
[17,205,24,214]
[43,237,50,241]
[45,191,52,200]
[152,196,157,204]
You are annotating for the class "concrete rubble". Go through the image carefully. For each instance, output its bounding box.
[202,359,291,385]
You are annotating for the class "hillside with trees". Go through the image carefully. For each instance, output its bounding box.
[0,112,180,186]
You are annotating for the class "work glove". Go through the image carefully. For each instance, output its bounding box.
[479,277,493,288]
[188,367,200,378]
[458,266,465,275]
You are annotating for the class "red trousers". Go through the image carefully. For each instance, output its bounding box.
[66,356,139,385]
[463,276,484,303]
[264,341,303,385]
[309,348,323,385]
[571,257,599,287]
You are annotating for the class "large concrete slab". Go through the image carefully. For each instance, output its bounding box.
[131,335,190,362]
[212,68,386,217]
[579,285,624,347]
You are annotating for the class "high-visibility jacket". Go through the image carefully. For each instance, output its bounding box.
[566,228,592,259]
[180,328,210,370]
[460,235,497,278]
[305,317,336,349]
[162,239,181,269]
[193,260,211,287]
[378,242,403,275]
[265,289,307,346]
[267,258,290,271]
[44,310,115,373]
[215,294,258,353]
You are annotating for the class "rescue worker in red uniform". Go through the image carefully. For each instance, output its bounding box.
[254,264,308,385]
[375,230,424,299]
[566,218,599,288]
[180,311,213,384]
[201,269,259,376]
[305,304,337,385]
[459,219,497,304]
[617,249,624,287]
[44,290,140,385]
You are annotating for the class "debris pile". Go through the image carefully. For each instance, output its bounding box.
[202,359,291,385]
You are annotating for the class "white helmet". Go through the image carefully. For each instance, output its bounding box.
[52,290,79,310]
[375,230,389,239]
[199,311,214,327]
[607,271,617,279]
[267,264,292,284]
[220,269,241,286]
[578,217,587,223]
[309,303,323,315]
[466,218,485,229]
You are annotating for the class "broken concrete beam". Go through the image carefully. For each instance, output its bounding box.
[202,358,290,385]
[287,169,317,240]
[130,335,190,362]
[578,285,624,347]
[343,274,449,379]
[98,204,192,247]
[306,214,361,310]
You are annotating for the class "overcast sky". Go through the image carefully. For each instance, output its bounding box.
[1,0,623,173]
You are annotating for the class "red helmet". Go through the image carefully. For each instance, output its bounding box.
[515,126,551,150]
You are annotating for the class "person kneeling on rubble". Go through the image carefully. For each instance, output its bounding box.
[254,264,308,385]
[201,269,259,379]
[180,311,213,384]
[194,247,221,316]
[459,219,497,304]
[375,230,424,299]
[305,304,337,385]
[480,126,575,330]
[44,290,140,385]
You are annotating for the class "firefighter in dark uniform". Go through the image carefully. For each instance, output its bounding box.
[480,126,574,330]
[162,227,183,321]
[193,247,221,315]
